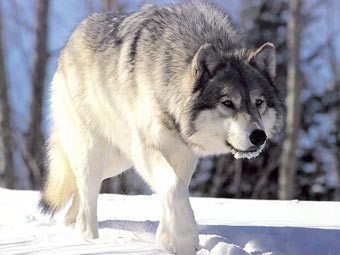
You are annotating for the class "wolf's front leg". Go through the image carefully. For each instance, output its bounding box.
[133,145,198,255]
[156,181,199,255]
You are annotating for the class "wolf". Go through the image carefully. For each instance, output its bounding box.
[39,1,285,254]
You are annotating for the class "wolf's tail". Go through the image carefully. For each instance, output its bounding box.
[39,135,77,216]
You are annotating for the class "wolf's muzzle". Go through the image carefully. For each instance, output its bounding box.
[249,129,267,146]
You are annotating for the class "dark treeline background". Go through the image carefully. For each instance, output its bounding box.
[0,0,339,201]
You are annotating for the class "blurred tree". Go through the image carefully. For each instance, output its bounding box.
[283,0,337,200]
[26,0,50,189]
[279,0,303,200]
[326,0,340,200]
[101,0,126,12]
[330,47,340,200]
[0,4,15,189]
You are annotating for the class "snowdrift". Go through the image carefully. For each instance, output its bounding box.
[1,188,340,254]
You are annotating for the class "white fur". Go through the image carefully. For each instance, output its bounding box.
[189,107,266,159]
[263,108,278,138]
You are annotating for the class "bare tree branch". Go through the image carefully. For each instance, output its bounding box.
[101,0,126,12]
[279,0,303,200]
[0,4,15,189]
[326,0,340,200]
[26,0,50,189]
[252,147,281,198]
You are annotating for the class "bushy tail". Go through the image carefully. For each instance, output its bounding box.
[39,135,76,216]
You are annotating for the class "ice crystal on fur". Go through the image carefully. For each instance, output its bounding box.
[232,148,263,160]
[230,144,265,160]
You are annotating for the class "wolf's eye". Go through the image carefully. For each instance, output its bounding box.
[222,100,234,109]
[255,99,264,107]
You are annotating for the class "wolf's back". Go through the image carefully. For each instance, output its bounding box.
[61,1,243,72]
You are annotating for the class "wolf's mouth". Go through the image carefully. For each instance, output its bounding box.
[225,141,264,159]
[225,141,258,153]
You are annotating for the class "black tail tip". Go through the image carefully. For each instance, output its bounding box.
[38,197,57,216]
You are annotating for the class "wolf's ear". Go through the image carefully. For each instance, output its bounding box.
[248,42,276,81]
[191,44,220,93]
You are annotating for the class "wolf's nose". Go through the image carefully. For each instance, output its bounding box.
[249,129,267,146]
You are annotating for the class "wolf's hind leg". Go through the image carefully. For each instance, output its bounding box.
[74,162,103,239]
[64,192,79,226]
[63,139,105,239]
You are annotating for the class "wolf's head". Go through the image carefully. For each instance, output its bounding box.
[183,43,285,159]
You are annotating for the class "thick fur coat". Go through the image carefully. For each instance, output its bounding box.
[40,2,285,254]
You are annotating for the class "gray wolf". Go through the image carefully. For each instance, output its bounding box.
[39,1,285,254]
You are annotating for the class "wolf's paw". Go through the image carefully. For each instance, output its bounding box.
[77,225,99,239]
[75,216,99,239]
[64,212,78,226]
[64,216,76,226]
[156,220,199,255]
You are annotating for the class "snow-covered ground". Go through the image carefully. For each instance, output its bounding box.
[1,188,340,255]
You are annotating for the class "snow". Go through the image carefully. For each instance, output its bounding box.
[1,188,340,255]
